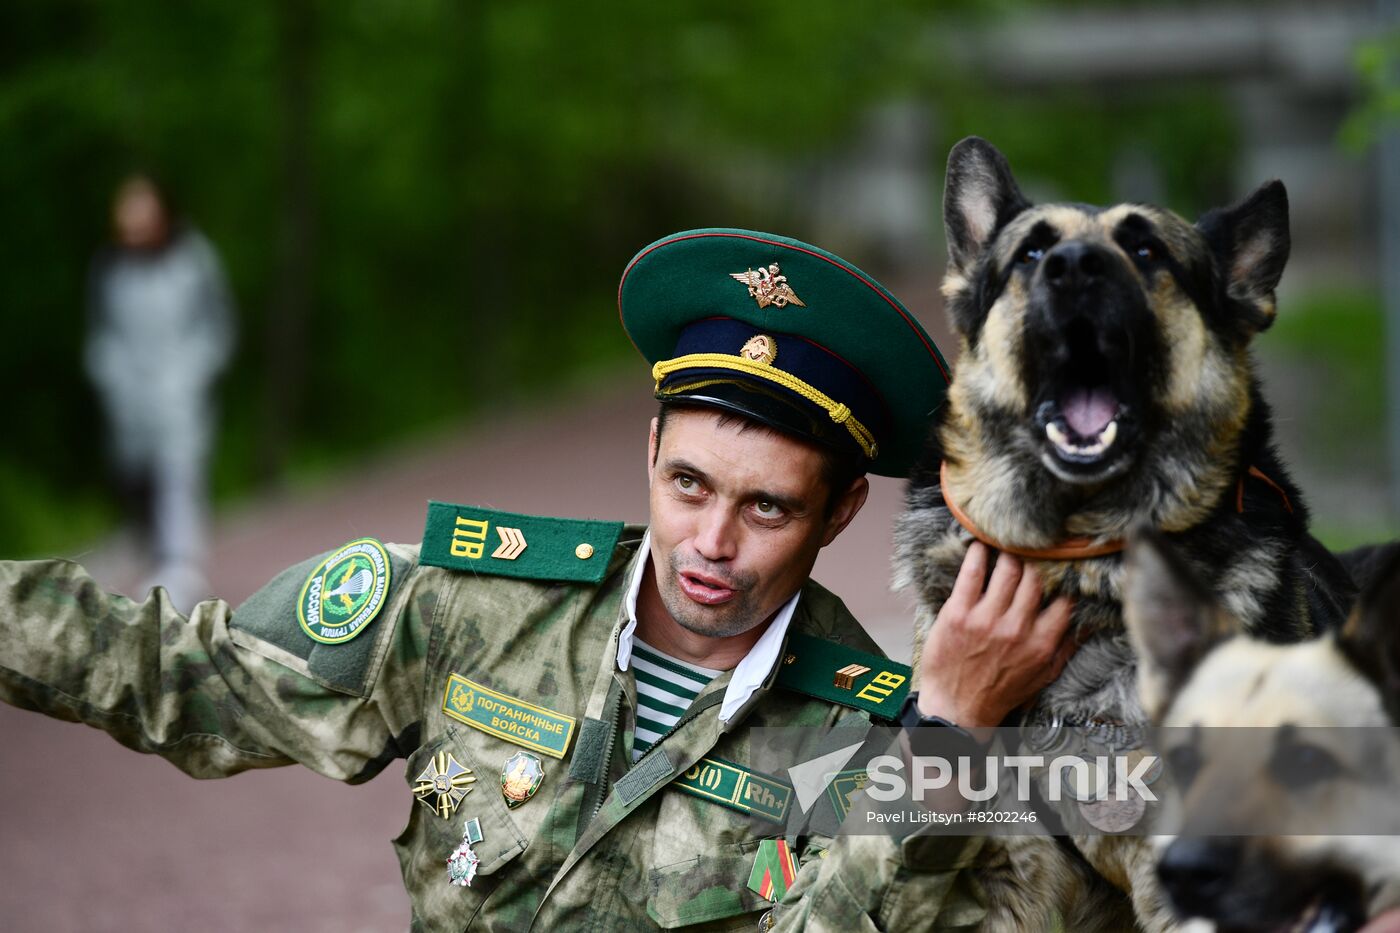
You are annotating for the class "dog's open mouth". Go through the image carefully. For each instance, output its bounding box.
[1044,386,1122,461]
[1031,318,1138,480]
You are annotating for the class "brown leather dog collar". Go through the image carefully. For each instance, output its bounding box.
[937,460,1293,562]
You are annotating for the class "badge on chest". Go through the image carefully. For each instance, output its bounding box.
[441,673,577,759]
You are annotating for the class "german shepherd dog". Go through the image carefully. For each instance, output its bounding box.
[893,137,1357,929]
[1124,534,1400,932]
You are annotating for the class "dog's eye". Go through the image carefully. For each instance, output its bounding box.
[1134,245,1156,262]
[1270,741,1343,791]
[1018,246,1045,265]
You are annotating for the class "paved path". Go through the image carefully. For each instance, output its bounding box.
[0,371,931,931]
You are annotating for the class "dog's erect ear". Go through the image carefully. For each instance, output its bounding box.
[943,137,1030,277]
[1123,529,1230,721]
[1196,180,1290,335]
[1339,544,1400,723]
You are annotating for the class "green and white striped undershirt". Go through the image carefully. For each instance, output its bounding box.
[630,639,721,761]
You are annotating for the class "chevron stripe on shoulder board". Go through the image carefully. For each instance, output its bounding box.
[419,501,624,584]
[775,633,911,721]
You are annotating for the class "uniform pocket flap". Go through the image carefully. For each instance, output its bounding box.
[646,843,769,929]
[396,735,529,879]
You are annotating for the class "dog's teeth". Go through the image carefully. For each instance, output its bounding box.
[1047,419,1118,458]
[1047,423,1098,454]
[1098,420,1118,448]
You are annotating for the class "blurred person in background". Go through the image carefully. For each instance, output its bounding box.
[84,173,235,611]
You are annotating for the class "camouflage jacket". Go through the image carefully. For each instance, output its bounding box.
[0,512,987,931]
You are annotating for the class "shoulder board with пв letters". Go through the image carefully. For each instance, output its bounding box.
[775,632,911,721]
[419,501,623,584]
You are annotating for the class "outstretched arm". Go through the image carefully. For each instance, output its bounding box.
[0,549,428,783]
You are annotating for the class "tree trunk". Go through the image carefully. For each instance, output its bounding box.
[262,0,315,483]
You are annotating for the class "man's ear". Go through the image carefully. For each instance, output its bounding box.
[1195,179,1290,337]
[1123,529,1231,722]
[647,417,659,485]
[943,136,1030,277]
[820,476,869,547]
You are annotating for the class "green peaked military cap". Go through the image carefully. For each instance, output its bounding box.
[618,228,950,478]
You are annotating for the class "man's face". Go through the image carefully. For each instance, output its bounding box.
[646,408,863,638]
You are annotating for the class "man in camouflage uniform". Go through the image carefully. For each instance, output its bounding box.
[0,229,1075,930]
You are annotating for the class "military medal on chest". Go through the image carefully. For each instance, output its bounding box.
[446,817,484,888]
[414,751,476,819]
[500,750,545,808]
[748,838,795,930]
[747,838,797,902]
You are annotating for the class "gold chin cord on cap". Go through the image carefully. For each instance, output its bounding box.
[652,353,879,460]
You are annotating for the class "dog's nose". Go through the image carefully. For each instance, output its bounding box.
[1043,241,1109,291]
[1156,838,1241,916]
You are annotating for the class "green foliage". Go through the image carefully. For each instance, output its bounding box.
[1312,521,1399,554]
[1266,288,1386,451]
[0,0,1245,554]
[1262,288,1396,550]
[1341,30,1400,153]
[0,462,117,560]
[0,0,933,553]
[936,87,1237,216]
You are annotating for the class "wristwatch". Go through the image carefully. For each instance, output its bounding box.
[898,692,993,758]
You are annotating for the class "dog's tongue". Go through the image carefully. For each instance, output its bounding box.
[1061,387,1118,438]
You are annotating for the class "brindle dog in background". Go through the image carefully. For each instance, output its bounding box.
[893,137,1356,930]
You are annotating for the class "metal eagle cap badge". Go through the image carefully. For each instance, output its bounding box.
[730,264,806,309]
[414,751,477,819]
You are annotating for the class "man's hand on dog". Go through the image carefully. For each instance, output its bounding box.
[917,542,1077,728]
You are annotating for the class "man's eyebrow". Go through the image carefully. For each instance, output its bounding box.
[662,458,808,513]
[662,458,712,485]
[749,488,808,514]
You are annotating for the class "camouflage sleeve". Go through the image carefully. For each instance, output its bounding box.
[0,545,430,782]
[774,831,988,931]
